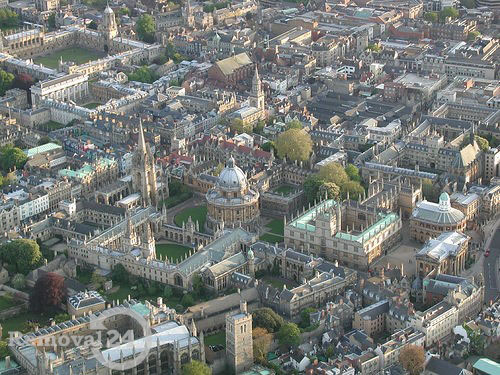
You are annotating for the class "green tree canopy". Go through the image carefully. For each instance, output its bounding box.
[275,128,312,162]
[136,14,156,43]
[181,293,195,308]
[439,7,459,21]
[0,9,19,29]
[111,264,129,284]
[0,69,14,96]
[299,307,316,328]
[127,66,158,84]
[11,273,26,290]
[278,322,301,347]
[0,145,27,173]
[424,12,438,23]
[285,119,303,130]
[421,178,440,203]
[467,30,481,41]
[0,239,43,275]
[317,162,349,186]
[252,307,284,333]
[475,135,489,151]
[345,163,361,182]
[0,341,9,359]
[229,118,252,134]
[182,360,211,375]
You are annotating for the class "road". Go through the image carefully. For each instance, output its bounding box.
[484,227,500,305]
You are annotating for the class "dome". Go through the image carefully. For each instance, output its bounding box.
[247,249,254,260]
[216,156,248,191]
[104,4,114,13]
[438,192,451,212]
[439,192,449,202]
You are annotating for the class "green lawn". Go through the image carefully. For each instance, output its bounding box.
[259,233,284,244]
[1,311,53,338]
[162,191,193,208]
[83,102,101,109]
[273,184,296,196]
[76,266,93,285]
[205,331,225,346]
[0,295,21,311]
[174,206,207,233]
[106,284,134,302]
[266,219,284,236]
[156,243,192,262]
[34,47,105,69]
[260,276,288,290]
[38,120,66,132]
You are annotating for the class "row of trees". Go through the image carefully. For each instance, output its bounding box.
[424,7,459,23]
[304,163,365,202]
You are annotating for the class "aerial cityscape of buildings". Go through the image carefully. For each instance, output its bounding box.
[0,0,498,374]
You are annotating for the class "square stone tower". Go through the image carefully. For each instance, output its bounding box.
[226,299,254,373]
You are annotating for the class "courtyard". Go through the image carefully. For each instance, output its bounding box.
[273,184,298,196]
[34,47,106,69]
[174,205,207,233]
[259,218,284,243]
[155,242,192,262]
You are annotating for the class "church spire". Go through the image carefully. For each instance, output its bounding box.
[138,119,147,154]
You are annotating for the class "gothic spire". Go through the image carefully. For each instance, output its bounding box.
[138,118,147,154]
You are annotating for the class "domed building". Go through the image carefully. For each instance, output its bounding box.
[205,156,260,233]
[410,192,466,243]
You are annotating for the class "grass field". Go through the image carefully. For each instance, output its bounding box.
[106,285,134,302]
[83,102,101,109]
[76,266,93,285]
[0,295,21,311]
[259,233,284,244]
[273,184,296,196]
[156,243,192,262]
[260,276,289,290]
[174,206,207,233]
[34,47,105,69]
[266,219,284,236]
[38,120,66,132]
[204,331,226,346]
[1,311,53,338]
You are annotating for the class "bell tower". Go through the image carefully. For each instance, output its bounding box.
[100,3,117,51]
[131,120,158,207]
[249,66,265,111]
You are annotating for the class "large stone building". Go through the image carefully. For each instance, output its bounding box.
[226,299,254,373]
[205,156,260,233]
[284,199,402,270]
[416,231,469,278]
[410,192,467,243]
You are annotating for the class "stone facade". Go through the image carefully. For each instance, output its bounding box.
[226,300,254,374]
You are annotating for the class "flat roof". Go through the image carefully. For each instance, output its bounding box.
[25,143,61,158]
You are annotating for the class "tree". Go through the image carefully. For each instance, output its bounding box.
[254,120,265,134]
[463,324,485,355]
[181,293,195,308]
[304,175,324,203]
[11,273,26,290]
[317,162,349,187]
[213,163,224,176]
[468,30,481,41]
[192,274,205,298]
[421,178,440,203]
[163,285,173,299]
[439,7,459,21]
[38,136,52,146]
[285,119,302,130]
[111,264,129,284]
[300,307,316,328]
[475,135,489,151]
[0,145,27,173]
[29,272,66,313]
[13,72,34,91]
[119,7,130,15]
[261,141,274,152]
[48,13,56,28]
[253,327,272,363]
[366,43,381,52]
[127,66,158,84]
[0,69,14,96]
[91,271,106,288]
[88,20,98,30]
[399,345,425,375]
[252,307,284,333]
[0,341,8,359]
[182,360,211,375]
[278,322,301,347]
[0,9,18,29]
[345,163,361,182]
[275,128,312,162]
[343,180,364,200]
[0,239,42,275]
[229,118,252,134]
[54,313,70,323]
[424,12,438,23]
[136,14,156,43]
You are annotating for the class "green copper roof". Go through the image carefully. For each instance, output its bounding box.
[25,142,61,158]
[473,358,500,375]
[288,199,337,232]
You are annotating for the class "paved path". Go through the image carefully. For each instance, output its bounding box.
[483,217,500,305]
